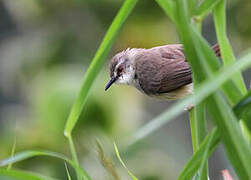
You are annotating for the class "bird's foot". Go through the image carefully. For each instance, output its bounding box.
[185,104,194,111]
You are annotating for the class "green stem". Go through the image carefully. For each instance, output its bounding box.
[64,0,138,137]
[155,0,176,22]
[178,129,220,180]
[67,135,81,180]
[7,136,16,170]
[190,105,207,152]
[190,8,208,180]
[213,0,250,142]
[63,1,138,178]
[190,91,208,180]
[213,0,246,95]
[189,109,196,151]
[240,120,251,144]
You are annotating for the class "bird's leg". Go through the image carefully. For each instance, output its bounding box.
[185,104,194,111]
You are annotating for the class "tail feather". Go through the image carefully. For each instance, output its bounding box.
[212,43,221,58]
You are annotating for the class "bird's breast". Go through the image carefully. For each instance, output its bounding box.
[146,83,193,100]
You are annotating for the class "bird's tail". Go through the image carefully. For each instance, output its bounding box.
[212,43,221,58]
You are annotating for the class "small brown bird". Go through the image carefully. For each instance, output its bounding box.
[105,44,220,100]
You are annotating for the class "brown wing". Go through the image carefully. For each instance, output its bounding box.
[135,45,192,95]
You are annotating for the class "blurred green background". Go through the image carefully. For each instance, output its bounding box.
[0,0,251,179]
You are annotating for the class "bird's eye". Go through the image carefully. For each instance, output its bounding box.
[117,67,123,74]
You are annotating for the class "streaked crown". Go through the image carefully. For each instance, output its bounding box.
[105,49,138,90]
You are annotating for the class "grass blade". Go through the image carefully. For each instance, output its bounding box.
[189,104,208,179]
[114,143,138,180]
[189,105,207,152]
[0,168,58,180]
[190,27,243,105]
[64,0,138,137]
[63,0,138,177]
[179,95,251,179]
[189,24,251,179]
[66,135,82,180]
[129,41,251,145]
[155,0,176,22]
[0,150,91,180]
[187,0,199,19]
[213,0,247,94]
[174,0,242,105]
[64,162,72,180]
[7,136,17,170]
[156,1,251,178]
[96,140,120,180]
[194,0,221,18]
[197,130,214,180]
[233,90,251,132]
[206,92,251,179]
[189,109,197,151]
[178,129,220,180]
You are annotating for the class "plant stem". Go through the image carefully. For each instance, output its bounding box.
[64,0,138,137]
[190,6,208,180]
[155,0,176,22]
[213,0,250,142]
[190,105,207,152]
[67,135,81,180]
[63,1,138,178]
[213,0,246,95]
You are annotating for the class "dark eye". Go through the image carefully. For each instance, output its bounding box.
[117,67,123,74]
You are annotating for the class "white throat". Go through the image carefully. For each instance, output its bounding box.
[115,64,135,85]
[113,48,144,87]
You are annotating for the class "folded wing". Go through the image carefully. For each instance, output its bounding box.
[135,45,192,95]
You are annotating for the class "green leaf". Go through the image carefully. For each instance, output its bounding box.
[157,0,251,178]
[213,0,247,95]
[189,104,208,179]
[0,168,58,180]
[7,137,17,170]
[179,93,251,180]
[64,162,72,180]
[66,135,82,180]
[0,150,91,180]
[155,0,176,23]
[233,90,251,132]
[63,0,138,176]
[189,104,207,152]
[174,0,242,105]
[206,92,251,179]
[197,131,214,180]
[64,0,138,137]
[191,27,243,105]
[114,143,139,180]
[189,24,251,179]
[189,20,251,180]
[188,0,199,17]
[178,129,220,180]
[129,50,251,145]
[194,0,221,18]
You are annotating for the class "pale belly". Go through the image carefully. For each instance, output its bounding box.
[148,83,193,100]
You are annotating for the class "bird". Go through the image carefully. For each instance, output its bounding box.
[105,44,220,101]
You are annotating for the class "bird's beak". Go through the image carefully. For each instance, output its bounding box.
[105,77,117,91]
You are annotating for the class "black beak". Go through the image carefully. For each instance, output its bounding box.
[105,77,117,91]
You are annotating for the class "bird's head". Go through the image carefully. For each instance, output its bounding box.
[105,48,139,91]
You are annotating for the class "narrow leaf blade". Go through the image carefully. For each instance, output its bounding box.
[0,150,91,180]
[0,168,57,180]
[114,143,139,180]
[64,0,138,137]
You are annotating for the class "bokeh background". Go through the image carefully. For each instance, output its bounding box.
[0,0,251,179]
